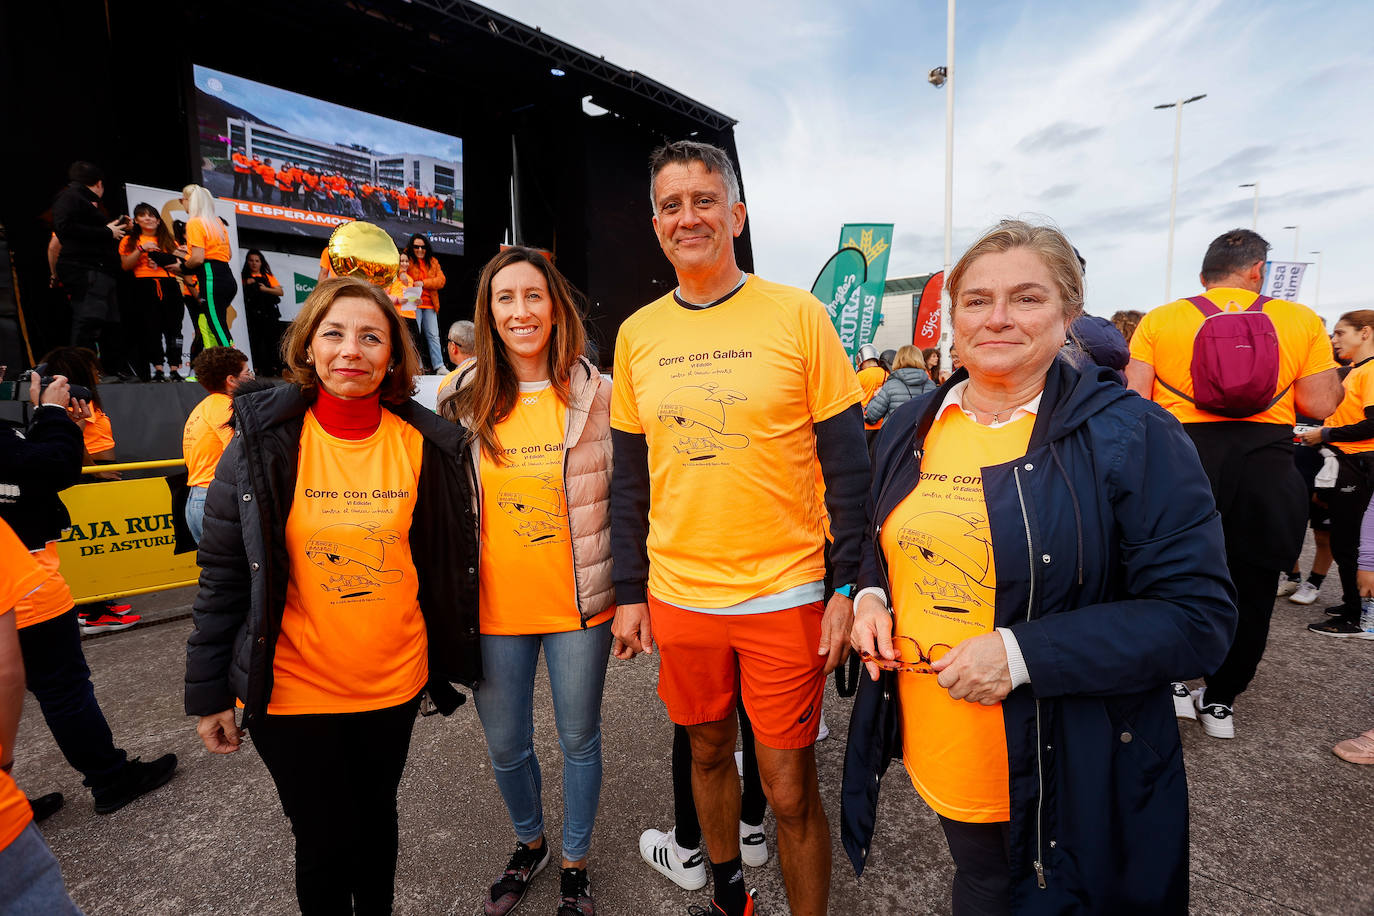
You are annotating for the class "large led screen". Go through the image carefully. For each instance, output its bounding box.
[192,65,464,255]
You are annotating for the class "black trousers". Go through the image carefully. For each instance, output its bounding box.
[233,170,250,198]
[1327,454,1374,617]
[132,277,184,368]
[17,610,127,789]
[673,701,767,850]
[194,261,238,347]
[937,816,1012,916]
[246,309,286,376]
[251,694,421,915]
[59,266,120,357]
[1205,555,1279,708]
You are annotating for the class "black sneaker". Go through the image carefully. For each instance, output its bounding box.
[557,866,595,916]
[28,792,64,822]
[152,369,167,382]
[1325,603,1358,617]
[1308,618,1373,638]
[484,839,550,915]
[92,753,177,814]
[168,369,184,382]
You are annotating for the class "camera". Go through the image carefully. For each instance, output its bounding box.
[5,365,93,402]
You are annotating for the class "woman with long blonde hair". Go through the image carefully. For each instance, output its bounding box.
[180,184,237,347]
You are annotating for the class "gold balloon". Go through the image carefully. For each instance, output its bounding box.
[327,221,399,287]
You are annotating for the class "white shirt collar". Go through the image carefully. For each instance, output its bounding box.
[935,379,1043,429]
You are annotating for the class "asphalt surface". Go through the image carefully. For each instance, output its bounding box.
[14,533,1374,915]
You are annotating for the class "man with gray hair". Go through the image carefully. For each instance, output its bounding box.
[446,319,475,370]
[610,140,867,916]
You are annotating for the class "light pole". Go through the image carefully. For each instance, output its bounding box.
[1310,250,1323,309]
[1283,224,1300,261]
[931,0,956,372]
[1154,93,1206,302]
[1239,182,1259,230]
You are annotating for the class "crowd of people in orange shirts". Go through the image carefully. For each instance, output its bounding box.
[229,148,456,224]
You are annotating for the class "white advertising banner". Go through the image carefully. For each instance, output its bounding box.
[1262,260,1309,303]
[255,249,327,323]
[123,183,251,367]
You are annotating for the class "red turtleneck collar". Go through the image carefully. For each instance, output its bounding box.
[311,387,382,440]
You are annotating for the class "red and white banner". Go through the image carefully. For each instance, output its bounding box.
[912,271,943,348]
[225,198,352,230]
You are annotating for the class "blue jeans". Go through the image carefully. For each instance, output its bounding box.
[0,824,84,914]
[415,308,444,371]
[186,485,208,544]
[473,621,612,862]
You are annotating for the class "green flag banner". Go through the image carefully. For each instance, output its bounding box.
[833,224,894,359]
[810,246,868,354]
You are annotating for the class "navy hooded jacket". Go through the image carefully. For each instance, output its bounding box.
[841,358,1237,914]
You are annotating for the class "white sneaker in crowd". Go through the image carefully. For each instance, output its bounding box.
[1276,577,1300,598]
[1191,687,1235,739]
[734,750,744,777]
[1289,581,1321,605]
[816,711,830,742]
[739,820,769,867]
[1171,682,1196,721]
[638,827,707,891]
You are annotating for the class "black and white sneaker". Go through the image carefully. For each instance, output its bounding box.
[1191,688,1235,739]
[1308,618,1373,638]
[739,820,768,867]
[484,838,550,915]
[639,827,706,891]
[1171,682,1196,721]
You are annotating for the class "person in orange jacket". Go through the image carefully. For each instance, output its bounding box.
[231,148,251,199]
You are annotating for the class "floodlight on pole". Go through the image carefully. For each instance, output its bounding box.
[1154,93,1207,302]
[934,0,956,373]
[1283,225,1300,261]
[1239,182,1259,230]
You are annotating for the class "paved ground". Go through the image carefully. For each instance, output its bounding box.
[14,534,1374,915]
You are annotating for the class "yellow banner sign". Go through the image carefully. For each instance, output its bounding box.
[56,478,198,602]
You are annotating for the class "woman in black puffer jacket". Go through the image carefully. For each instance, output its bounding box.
[864,345,937,425]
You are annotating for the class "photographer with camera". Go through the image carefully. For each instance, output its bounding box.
[52,162,133,382]
[0,371,178,815]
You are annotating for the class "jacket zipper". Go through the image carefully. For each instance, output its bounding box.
[563,438,587,628]
[1014,466,1047,890]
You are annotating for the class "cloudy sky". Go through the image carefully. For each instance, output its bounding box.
[193,65,463,164]
[480,0,1371,323]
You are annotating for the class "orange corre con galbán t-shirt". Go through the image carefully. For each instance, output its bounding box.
[0,519,48,852]
[182,392,235,488]
[268,411,429,715]
[186,216,232,264]
[883,407,1035,823]
[479,383,613,635]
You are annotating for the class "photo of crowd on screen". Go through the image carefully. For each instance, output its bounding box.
[191,64,464,256]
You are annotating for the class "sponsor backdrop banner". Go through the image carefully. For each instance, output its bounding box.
[912,271,943,349]
[836,224,894,360]
[57,478,199,602]
[1262,260,1309,302]
[811,246,868,357]
[124,183,250,368]
[257,249,326,323]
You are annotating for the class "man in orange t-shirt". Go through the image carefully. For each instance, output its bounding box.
[231,148,251,199]
[255,159,277,203]
[275,163,297,205]
[1127,229,1343,733]
[0,519,83,911]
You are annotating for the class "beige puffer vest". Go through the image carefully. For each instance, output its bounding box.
[440,357,614,622]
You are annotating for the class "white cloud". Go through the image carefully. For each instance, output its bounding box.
[480,0,1374,321]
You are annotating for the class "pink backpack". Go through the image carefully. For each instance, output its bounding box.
[1158,294,1288,418]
